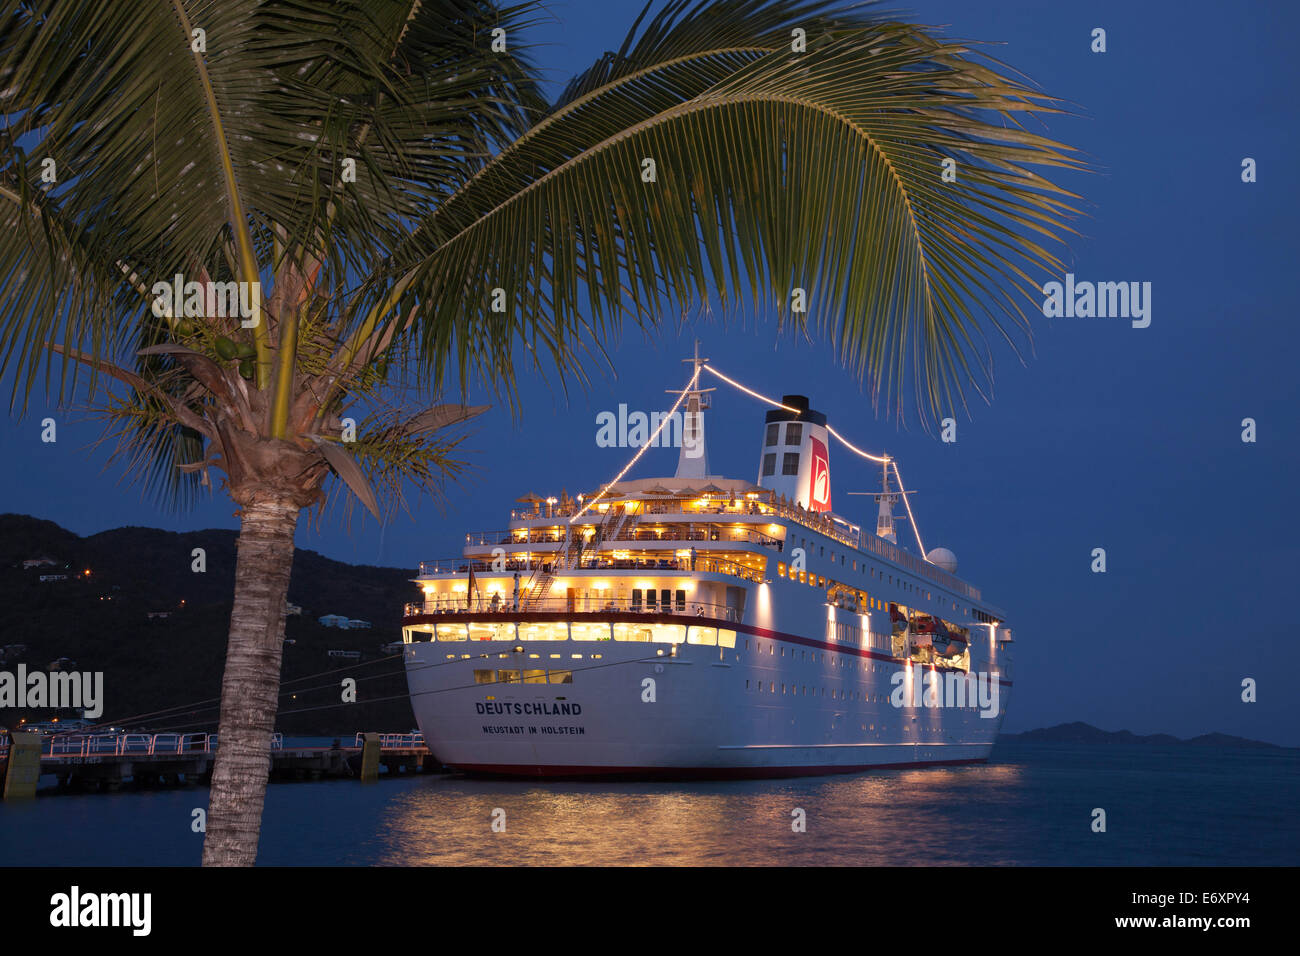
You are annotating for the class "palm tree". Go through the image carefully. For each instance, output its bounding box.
[0,0,1081,864]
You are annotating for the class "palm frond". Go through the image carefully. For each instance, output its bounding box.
[396,0,1084,425]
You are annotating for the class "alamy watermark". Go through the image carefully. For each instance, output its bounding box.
[890,668,999,719]
[1042,273,1151,328]
[150,273,261,328]
[0,665,103,718]
[49,886,150,936]
[595,404,703,457]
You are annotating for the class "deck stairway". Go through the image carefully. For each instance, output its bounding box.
[521,505,626,610]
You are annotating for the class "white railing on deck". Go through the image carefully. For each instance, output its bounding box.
[403,596,742,621]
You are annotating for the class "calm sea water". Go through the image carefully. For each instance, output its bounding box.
[2,742,1296,866]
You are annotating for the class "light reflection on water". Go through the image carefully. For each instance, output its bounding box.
[3,745,1295,866]
[366,764,1029,866]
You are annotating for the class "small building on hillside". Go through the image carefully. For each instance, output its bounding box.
[319,614,350,628]
[22,556,58,569]
[346,619,372,630]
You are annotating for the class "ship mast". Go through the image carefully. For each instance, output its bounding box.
[667,340,715,479]
[874,458,899,544]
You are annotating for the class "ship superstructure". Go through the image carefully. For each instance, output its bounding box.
[401,356,1013,777]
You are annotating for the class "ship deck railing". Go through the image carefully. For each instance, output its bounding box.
[501,497,980,601]
[509,500,770,522]
[403,596,742,622]
[417,555,764,583]
[460,526,782,549]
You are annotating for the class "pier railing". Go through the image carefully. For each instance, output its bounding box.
[9,732,286,758]
[353,732,424,749]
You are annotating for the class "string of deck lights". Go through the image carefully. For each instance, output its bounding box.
[570,361,931,562]
[702,364,928,560]
[569,362,702,523]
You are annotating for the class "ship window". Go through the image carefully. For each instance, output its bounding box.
[631,588,642,609]
[548,670,573,684]
[519,621,568,641]
[785,423,802,445]
[765,423,779,446]
[570,622,611,641]
[661,589,672,608]
[676,590,686,611]
[770,682,775,693]
[614,623,654,642]
[782,453,799,475]
[469,621,515,642]
[650,624,685,643]
[718,629,736,648]
[645,590,657,610]
[473,669,496,684]
[497,669,521,683]
[688,626,717,646]
[435,623,467,641]
[522,669,547,684]
[762,453,776,477]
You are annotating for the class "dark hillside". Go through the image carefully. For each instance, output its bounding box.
[0,513,420,735]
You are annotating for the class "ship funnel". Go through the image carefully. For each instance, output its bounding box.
[756,395,832,512]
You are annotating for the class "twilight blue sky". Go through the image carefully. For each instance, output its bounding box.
[2,0,1297,743]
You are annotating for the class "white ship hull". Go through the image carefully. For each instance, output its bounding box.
[404,611,1011,778]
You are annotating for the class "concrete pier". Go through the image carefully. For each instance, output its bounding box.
[0,732,441,797]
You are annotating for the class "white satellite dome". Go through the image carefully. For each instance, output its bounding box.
[926,547,958,574]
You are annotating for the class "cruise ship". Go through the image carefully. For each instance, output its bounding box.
[401,354,1013,778]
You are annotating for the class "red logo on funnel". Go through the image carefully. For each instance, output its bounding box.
[808,436,831,512]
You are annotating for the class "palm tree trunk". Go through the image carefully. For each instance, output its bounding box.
[201,494,300,866]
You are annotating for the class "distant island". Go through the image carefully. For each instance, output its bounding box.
[998,722,1286,750]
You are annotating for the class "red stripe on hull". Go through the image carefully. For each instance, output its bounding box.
[403,611,1011,685]
[445,757,988,781]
